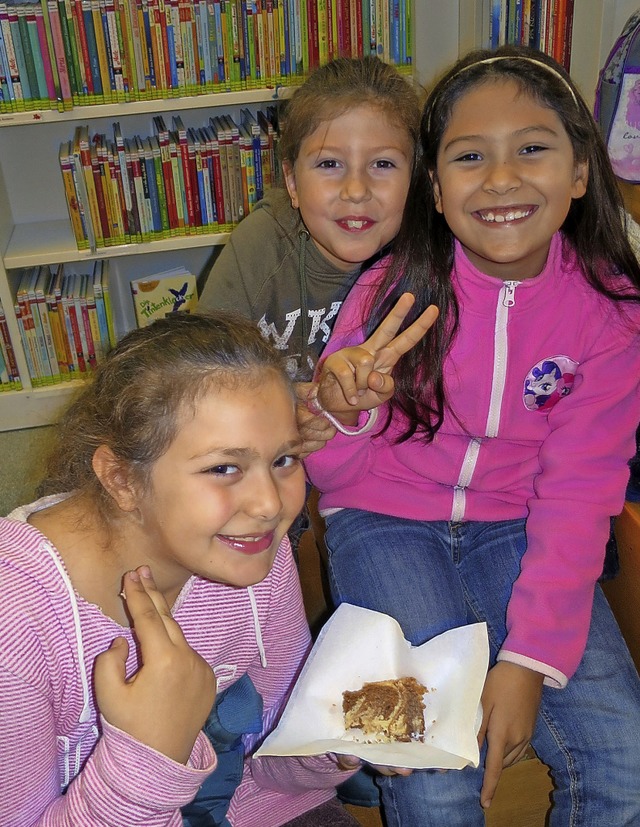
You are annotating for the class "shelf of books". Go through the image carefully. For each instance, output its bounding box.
[0,1,420,432]
[0,1,414,115]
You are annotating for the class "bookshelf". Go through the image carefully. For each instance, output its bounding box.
[0,0,632,432]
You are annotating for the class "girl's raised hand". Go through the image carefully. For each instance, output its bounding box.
[93,566,216,764]
[317,294,438,421]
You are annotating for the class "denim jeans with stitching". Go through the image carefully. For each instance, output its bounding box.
[324,509,640,827]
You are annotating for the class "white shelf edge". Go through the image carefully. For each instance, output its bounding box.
[4,220,230,268]
[0,383,81,431]
[0,86,295,127]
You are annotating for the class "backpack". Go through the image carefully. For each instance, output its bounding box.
[595,9,640,182]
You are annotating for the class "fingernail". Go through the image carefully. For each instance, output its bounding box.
[138,565,153,579]
[126,570,141,583]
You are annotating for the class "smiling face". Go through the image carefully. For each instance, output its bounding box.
[283,104,414,271]
[432,78,588,280]
[133,372,306,592]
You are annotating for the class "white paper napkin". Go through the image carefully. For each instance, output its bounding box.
[255,603,489,769]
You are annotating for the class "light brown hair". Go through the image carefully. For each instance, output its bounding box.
[278,56,422,168]
[39,311,293,520]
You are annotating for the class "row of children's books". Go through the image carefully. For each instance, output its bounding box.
[0,1,412,113]
[9,260,116,388]
[60,108,279,250]
[488,0,575,70]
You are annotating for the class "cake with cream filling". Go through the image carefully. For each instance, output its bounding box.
[342,677,427,742]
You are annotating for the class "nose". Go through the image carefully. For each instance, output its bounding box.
[245,471,283,522]
[340,168,371,203]
[483,159,521,195]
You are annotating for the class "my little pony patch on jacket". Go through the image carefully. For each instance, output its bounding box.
[523,356,579,412]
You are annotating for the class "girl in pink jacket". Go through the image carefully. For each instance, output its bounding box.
[305,45,640,826]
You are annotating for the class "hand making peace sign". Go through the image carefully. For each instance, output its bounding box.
[316,293,439,423]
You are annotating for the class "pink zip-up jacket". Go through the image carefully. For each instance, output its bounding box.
[0,496,355,827]
[305,234,640,688]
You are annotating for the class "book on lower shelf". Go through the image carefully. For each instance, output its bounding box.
[11,260,114,388]
[130,266,198,328]
[0,298,22,391]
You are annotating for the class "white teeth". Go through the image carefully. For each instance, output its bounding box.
[346,219,365,229]
[479,209,531,223]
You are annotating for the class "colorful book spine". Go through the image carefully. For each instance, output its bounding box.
[0,8,16,110]
[47,0,73,107]
[149,133,170,234]
[89,138,112,243]
[16,270,45,385]
[14,301,39,384]
[80,0,103,99]
[35,0,63,108]
[8,4,31,107]
[0,3,22,110]
[34,264,61,382]
[100,261,116,348]
[59,139,89,248]
[46,264,73,378]
[135,136,154,236]
[130,135,152,238]
[0,301,22,387]
[76,272,97,369]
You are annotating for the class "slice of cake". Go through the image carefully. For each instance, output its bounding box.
[342,677,427,743]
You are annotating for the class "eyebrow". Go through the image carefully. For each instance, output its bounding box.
[190,439,302,461]
[442,124,560,153]
[303,143,410,157]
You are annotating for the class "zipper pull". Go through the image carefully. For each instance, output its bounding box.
[502,280,519,307]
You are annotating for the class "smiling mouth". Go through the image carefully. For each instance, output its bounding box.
[217,531,275,555]
[476,207,535,223]
[338,218,374,231]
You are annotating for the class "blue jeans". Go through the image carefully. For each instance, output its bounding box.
[324,509,640,827]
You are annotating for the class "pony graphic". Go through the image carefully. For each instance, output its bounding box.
[523,356,579,412]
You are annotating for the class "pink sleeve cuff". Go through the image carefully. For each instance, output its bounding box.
[497,650,568,689]
[94,717,217,806]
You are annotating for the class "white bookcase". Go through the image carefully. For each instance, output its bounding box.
[0,0,631,431]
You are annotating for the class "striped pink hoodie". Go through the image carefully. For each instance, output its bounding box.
[0,496,354,827]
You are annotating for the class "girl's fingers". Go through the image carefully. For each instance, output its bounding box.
[321,353,372,407]
[373,304,439,372]
[123,568,187,649]
[317,298,438,410]
[481,740,504,809]
[94,636,130,696]
[362,293,417,353]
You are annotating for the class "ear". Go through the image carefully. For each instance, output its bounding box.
[571,159,589,199]
[430,170,444,214]
[92,445,139,513]
[282,160,299,209]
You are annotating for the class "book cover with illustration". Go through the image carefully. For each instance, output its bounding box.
[130,266,197,327]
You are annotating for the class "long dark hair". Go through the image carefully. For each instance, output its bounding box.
[366,44,640,444]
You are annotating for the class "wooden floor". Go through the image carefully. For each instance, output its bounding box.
[296,524,554,827]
